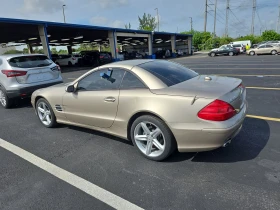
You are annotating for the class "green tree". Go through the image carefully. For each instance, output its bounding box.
[4,49,23,54]
[125,23,131,29]
[51,47,58,54]
[58,49,68,54]
[261,30,280,41]
[138,13,157,31]
[23,48,29,54]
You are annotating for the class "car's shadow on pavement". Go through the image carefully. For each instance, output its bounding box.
[11,99,33,109]
[167,118,270,163]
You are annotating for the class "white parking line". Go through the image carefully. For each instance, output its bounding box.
[0,138,143,210]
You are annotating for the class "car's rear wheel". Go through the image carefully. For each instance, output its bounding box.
[229,52,234,56]
[0,87,13,109]
[131,115,176,161]
[249,51,255,56]
[271,50,277,55]
[210,52,215,57]
[36,98,57,128]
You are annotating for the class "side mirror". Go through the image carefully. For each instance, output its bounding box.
[66,85,75,93]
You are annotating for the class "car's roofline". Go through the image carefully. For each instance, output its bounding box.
[0,54,47,60]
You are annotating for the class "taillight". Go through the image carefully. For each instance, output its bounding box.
[198,99,236,121]
[100,56,104,59]
[72,57,76,60]
[238,83,244,88]
[1,70,27,77]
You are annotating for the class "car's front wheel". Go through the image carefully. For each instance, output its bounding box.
[249,51,255,56]
[131,115,176,161]
[271,50,277,55]
[229,52,234,56]
[0,87,13,109]
[36,98,57,128]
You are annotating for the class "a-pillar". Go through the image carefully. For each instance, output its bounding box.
[108,31,118,61]
[188,36,192,55]
[27,43,34,54]
[171,35,176,57]
[148,34,153,58]
[38,25,51,58]
[67,46,73,54]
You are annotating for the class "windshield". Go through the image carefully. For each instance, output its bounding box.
[138,60,198,87]
[8,55,53,68]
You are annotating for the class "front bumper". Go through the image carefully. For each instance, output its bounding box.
[6,81,63,99]
[169,101,248,152]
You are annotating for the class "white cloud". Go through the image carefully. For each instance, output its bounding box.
[110,20,124,28]
[90,16,108,25]
[21,0,65,14]
[88,0,128,8]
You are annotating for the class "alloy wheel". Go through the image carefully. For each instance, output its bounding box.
[37,101,52,126]
[0,90,7,107]
[134,121,166,157]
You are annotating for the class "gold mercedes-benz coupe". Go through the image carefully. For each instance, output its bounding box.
[31,59,247,161]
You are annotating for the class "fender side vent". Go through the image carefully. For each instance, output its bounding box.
[55,105,63,112]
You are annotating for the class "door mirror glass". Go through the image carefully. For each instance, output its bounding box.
[66,85,75,92]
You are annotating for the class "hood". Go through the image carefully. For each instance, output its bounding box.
[151,75,242,99]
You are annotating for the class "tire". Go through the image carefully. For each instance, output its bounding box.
[68,61,73,66]
[229,52,234,56]
[249,51,255,56]
[210,52,215,57]
[130,115,176,161]
[36,98,57,128]
[0,87,13,109]
[271,50,277,55]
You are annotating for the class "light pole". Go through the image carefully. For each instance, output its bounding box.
[62,5,66,23]
[189,17,193,31]
[155,8,159,32]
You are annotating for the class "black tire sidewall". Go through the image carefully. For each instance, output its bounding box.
[36,98,57,128]
[0,87,13,109]
[130,115,175,161]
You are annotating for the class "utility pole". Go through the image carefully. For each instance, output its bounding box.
[204,0,208,32]
[155,8,159,32]
[189,17,193,31]
[62,5,66,23]
[251,0,256,35]
[214,0,217,36]
[225,0,229,37]
[277,6,280,32]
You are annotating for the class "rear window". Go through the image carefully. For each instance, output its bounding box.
[8,55,53,68]
[138,61,198,87]
[233,44,241,47]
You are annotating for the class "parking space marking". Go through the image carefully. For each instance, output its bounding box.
[247,115,280,122]
[0,138,143,210]
[246,87,280,90]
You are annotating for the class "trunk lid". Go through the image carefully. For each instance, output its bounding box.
[151,75,245,110]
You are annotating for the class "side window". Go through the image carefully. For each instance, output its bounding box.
[77,68,125,91]
[266,45,273,48]
[259,45,265,48]
[0,59,2,66]
[120,71,146,89]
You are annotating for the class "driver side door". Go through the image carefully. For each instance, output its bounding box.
[63,68,125,128]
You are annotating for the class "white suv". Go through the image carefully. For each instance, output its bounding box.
[0,54,63,108]
[55,54,80,66]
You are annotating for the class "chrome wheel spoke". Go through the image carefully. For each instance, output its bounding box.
[140,122,150,135]
[38,107,45,113]
[151,128,161,138]
[46,115,51,124]
[38,102,52,126]
[146,140,153,155]
[152,139,164,151]
[135,135,148,141]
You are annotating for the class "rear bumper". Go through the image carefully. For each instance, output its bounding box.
[6,81,63,99]
[169,101,248,152]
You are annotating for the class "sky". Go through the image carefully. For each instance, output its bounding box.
[0,0,279,38]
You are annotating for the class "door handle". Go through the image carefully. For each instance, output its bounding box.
[104,97,116,102]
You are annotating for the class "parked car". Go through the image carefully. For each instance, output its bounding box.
[55,54,80,66]
[31,59,247,161]
[78,51,100,66]
[232,44,245,53]
[0,54,63,108]
[230,40,251,48]
[247,44,280,56]
[208,45,239,57]
[51,54,59,62]
[99,52,112,64]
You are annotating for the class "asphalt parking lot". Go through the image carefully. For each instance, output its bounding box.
[1,54,280,210]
